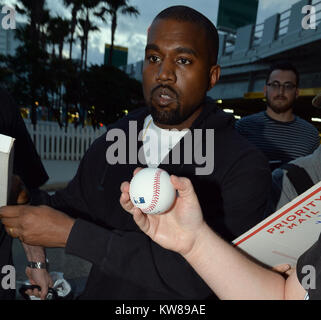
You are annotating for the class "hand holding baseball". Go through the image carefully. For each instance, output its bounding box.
[120,170,206,256]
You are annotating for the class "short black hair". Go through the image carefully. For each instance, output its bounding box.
[266,61,300,86]
[153,6,219,65]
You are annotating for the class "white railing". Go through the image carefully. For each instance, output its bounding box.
[24,120,106,161]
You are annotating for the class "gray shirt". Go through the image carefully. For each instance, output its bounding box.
[272,145,321,210]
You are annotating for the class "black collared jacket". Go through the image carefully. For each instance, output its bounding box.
[40,99,271,299]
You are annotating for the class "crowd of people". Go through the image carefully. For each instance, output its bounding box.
[0,5,321,300]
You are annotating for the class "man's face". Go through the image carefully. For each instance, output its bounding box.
[142,18,219,126]
[264,69,299,114]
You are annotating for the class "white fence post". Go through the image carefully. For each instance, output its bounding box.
[24,120,105,161]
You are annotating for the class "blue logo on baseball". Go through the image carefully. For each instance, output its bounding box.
[134,197,145,204]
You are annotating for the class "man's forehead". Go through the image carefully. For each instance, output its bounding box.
[269,69,297,82]
[146,19,208,55]
[147,18,205,41]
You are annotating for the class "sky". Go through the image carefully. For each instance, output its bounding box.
[5,0,305,65]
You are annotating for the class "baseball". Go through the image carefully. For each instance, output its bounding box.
[129,168,176,214]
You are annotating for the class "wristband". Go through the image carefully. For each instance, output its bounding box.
[27,259,49,269]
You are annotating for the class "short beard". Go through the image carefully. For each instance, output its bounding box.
[266,96,294,114]
[149,101,183,125]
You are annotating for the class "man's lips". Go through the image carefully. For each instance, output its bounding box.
[274,96,287,101]
[151,86,177,106]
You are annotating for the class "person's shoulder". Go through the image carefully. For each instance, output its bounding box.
[272,146,321,193]
[215,124,269,171]
[295,116,319,133]
[235,111,265,127]
[106,106,149,129]
[234,131,268,161]
[272,147,317,176]
[291,145,321,165]
[239,111,264,121]
[289,145,321,180]
[85,106,149,152]
[125,106,149,122]
[214,112,265,153]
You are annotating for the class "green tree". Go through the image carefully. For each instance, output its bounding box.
[97,0,139,66]
[82,65,143,126]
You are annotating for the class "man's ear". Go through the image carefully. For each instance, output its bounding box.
[208,65,221,91]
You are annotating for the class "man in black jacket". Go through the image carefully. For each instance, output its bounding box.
[0,6,271,299]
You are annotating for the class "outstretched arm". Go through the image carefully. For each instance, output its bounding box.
[120,173,307,300]
[183,222,305,300]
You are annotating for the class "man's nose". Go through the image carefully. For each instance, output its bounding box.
[156,60,176,83]
[279,84,286,94]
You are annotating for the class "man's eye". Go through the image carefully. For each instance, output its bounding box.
[148,55,160,63]
[284,83,296,90]
[177,58,191,65]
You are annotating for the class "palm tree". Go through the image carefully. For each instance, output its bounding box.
[96,0,139,66]
[78,0,101,70]
[47,17,70,60]
[63,0,83,60]
[78,17,100,70]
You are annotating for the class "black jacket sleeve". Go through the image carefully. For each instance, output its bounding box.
[65,219,211,298]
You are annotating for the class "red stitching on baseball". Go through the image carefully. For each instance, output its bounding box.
[144,169,162,213]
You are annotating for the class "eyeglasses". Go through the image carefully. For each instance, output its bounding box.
[266,81,297,91]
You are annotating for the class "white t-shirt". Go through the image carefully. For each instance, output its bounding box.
[142,115,188,167]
